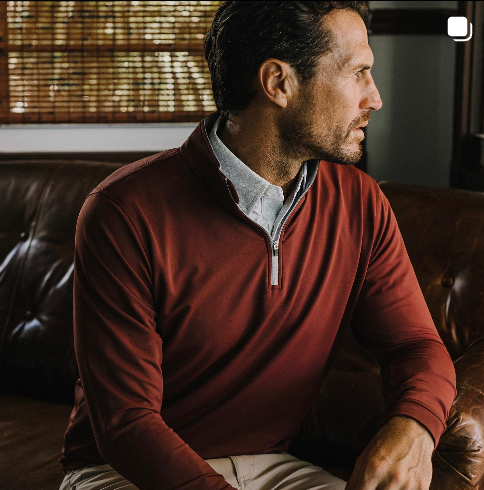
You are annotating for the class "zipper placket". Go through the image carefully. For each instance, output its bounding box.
[268,168,318,286]
[224,168,318,287]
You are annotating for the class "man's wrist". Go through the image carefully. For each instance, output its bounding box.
[387,414,435,452]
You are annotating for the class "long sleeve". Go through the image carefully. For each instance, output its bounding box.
[73,191,235,490]
[352,187,457,447]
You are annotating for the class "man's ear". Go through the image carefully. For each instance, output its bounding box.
[256,59,298,109]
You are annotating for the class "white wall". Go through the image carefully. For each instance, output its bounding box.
[0,123,197,153]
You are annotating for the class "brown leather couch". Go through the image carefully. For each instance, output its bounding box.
[1,160,483,490]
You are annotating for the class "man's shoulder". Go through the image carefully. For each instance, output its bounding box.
[318,160,381,197]
[90,148,181,196]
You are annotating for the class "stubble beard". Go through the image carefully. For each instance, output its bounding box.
[280,120,363,166]
[277,92,364,167]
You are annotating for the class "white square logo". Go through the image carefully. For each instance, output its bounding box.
[448,16,468,37]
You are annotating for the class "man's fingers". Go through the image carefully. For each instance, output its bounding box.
[345,459,380,490]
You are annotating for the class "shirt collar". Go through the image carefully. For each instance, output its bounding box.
[209,115,277,215]
[207,115,313,215]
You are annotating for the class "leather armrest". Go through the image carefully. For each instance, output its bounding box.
[431,341,484,490]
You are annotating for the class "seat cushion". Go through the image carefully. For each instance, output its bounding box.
[0,394,72,490]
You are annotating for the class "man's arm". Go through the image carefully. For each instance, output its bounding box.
[347,185,456,489]
[74,191,235,490]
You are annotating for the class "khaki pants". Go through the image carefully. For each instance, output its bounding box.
[59,453,346,490]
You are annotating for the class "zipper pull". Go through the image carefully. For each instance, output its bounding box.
[271,240,280,286]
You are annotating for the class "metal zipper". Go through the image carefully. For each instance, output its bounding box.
[224,168,318,287]
[267,168,318,286]
[271,240,279,286]
[224,178,278,285]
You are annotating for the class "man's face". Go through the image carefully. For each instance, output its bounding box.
[279,9,382,165]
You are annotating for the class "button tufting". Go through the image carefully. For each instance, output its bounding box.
[20,231,28,241]
[441,276,454,288]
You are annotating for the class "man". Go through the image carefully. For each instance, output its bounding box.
[59,2,456,490]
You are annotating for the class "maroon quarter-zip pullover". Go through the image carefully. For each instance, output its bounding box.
[60,115,456,490]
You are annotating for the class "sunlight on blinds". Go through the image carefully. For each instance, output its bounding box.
[0,1,221,123]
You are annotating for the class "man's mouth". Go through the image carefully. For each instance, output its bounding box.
[348,116,370,138]
[352,113,370,131]
[350,121,368,137]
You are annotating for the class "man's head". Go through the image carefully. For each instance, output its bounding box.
[204,1,382,166]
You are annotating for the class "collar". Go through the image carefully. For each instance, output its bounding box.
[180,112,241,211]
[179,112,319,213]
[208,115,287,215]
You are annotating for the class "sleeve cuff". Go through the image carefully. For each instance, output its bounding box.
[387,399,447,449]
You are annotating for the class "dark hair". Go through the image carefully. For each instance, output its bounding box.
[204,1,368,117]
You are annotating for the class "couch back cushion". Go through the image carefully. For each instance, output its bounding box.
[0,161,123,403]
[382,184,484,359]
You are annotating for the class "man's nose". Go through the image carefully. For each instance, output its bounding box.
[362,77,383,111]
[370,87,383,111]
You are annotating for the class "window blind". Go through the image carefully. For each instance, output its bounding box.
[0,1,221,124]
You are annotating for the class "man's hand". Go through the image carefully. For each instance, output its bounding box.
[345,415,434,490]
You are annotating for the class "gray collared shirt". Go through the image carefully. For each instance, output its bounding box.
[208,115,312,236]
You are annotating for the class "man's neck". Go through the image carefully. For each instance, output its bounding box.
[217,111,304,199]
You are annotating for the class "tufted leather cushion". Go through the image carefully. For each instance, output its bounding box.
[0,161,122,490]
[382,184,484,361]
[0,161,123,403]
